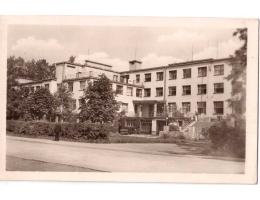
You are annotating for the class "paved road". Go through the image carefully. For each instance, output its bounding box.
[6,136,245,173]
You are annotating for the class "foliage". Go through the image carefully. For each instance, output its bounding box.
[208,121,245,158]
[79,74,119,123]
[25,87,57,120]
[26,59,55,81]
[68,56,76,63]
[7,56,55,89]
[7,87,31,120]
[227,28,247,118]
[53,85,75,121]
[7,120,110,142]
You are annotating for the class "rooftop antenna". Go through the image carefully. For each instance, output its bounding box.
[191,44,194,61]
[216,40,219,59]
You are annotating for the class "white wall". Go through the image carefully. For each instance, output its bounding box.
[124,60,232,117]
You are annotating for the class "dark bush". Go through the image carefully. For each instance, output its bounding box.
[208,121,245,158]
[169,124,179,131]
[6,120,110,142]
[6,120,26,133]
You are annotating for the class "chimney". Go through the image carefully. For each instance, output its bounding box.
[129,60,142,71]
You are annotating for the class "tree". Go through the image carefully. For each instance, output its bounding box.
[68,56,76,63]
[53,85,75,121]
[7,56,26,89]
[7,87,30,120]
[26,87,57,120]
[227,28,247,121]
[79,74,119,123]
[7,56,55,85]
[27,59,55,80]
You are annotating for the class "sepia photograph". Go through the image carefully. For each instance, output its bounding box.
[0,16,258,183]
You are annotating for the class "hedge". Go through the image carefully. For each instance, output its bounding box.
[6,120,111,142]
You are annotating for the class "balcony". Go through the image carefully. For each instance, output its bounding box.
[114,78,143,87]
[135,112,167,118]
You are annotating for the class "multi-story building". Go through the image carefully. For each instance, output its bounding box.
[17,57,233,135]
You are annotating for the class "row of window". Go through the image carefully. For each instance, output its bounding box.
[168,101,224,115]
[141,64,224,82]
[116,85,142,97]
[144,83,224,97]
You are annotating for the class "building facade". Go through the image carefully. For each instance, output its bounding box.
[18,57,233,135]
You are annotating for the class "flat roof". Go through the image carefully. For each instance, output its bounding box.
[120,57,231,73]
[85,60,112,68]
[55,61,119,74]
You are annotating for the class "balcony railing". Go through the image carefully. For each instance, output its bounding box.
[114,78,143,87]
[134,111,193,118]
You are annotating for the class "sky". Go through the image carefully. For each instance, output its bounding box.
[7,24,243,72]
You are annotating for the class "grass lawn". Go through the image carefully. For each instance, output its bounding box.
[6,156,99,172]
[7,131,185,144]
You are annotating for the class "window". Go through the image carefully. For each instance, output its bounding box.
[214,64,224,75]
[156,72,164,81]
[136,88,142,97]
[198,66,207,77]
[214,101,224,114]
[126,87,133,96]
[157,103,164,114]
[30,87,34,93]
[120,76,125,83]
[169,70,177,80]
[116,85,123,95]
[121,103,128,113]
[182,85,191,95]
[44,84,49,90]
[76,72,81,78]
[198,84,207,95]
[168,102,177,113]
[197,102,206,114]
[71,99,77,110]
[36,86,41,90]
[156,87,163,97]
[79,99,85,108]
[113,75,118,82]
[109,83,113,90]
[80,81,86,90]
[144,73,151,82]
[214,83,224,93]
[183,68,191,78]
[57,83,61,90]
[182,102,191,113]
[136,74,140,83]
[168,86,176,96]
[144,88,151,97]
[68,82,73,92]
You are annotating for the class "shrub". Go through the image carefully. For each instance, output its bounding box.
[6,120,26,133]
[207,121,245,158]
[6,120,110,142]
[169,124,179,131]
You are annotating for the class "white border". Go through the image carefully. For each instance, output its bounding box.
[0,16,258,184]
